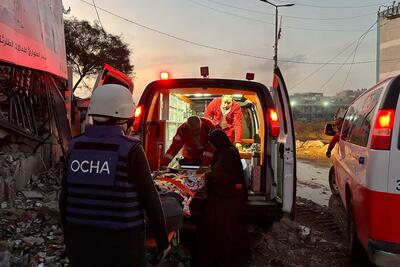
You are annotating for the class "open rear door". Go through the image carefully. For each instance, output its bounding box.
[93,64,134,92]
[272,67,296,217]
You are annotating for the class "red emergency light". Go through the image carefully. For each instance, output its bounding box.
[160,71,170,80]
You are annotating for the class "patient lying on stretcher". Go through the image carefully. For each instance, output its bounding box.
[153,170,205,217]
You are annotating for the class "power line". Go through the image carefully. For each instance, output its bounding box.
[186,0,370,32]
[317,49,356,91]
[292,41,356,88]
[186,0,271,24]
[204,0,377,20]
[339,19,381,91]
[316,23,376,92]
[77,1,398,66]
[92,0,103,29]
[293,22,377,89]
[340,39,362,91]
[274,0,388,9]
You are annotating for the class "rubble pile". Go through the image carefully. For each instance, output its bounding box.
[248,217,348,267]
[296,140,330,164]
[0,167,67,267]
[0,147,28,201]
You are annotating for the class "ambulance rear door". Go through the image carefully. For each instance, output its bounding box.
[93,64,133,92]
[272,67,296,218]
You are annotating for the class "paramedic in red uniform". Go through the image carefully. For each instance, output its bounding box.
[326,117,343,158]
[160,116,215,168]
[204,95,243,149]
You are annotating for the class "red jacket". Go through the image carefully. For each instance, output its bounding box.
[204,98,243,143]
[327,133,340,153]
[160,118,215,166]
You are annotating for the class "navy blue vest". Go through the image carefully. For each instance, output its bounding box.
[65,125,144,230]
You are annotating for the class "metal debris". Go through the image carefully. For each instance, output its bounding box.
[21,191,44,200]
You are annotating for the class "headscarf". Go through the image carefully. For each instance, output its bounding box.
[208,129,233,150]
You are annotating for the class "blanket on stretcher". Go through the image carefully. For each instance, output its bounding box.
[153,173,205,217]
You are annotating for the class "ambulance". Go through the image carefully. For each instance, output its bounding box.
[326,74,400,265]
[128,67,297,225]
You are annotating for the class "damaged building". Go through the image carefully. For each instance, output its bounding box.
[0,0,71,201]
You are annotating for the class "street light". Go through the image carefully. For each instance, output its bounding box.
[259,0,294,69]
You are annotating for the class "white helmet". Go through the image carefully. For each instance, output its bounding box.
[88,84,135,119]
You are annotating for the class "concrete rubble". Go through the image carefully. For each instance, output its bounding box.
[296,139,331,164]
[0,167,68,267]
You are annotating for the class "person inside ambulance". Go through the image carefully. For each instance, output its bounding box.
[160,116,215,170]
[59,84,169,267]
[204,95,243,150]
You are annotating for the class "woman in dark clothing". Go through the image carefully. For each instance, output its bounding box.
[196,129,248,267]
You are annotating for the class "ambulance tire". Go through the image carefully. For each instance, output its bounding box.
[329,167,339,196]
[347,200,363,258]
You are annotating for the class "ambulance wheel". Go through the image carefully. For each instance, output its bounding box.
[329,167,339,196]
[347,200,363,258]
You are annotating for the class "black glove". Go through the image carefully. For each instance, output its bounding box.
[326,151,331,158]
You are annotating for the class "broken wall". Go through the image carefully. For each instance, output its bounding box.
[0,63,70,201]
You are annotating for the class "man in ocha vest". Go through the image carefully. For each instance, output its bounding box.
[59,84,170,267]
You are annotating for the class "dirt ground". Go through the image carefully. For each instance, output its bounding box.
[247,197,373,267]
[295,122,332,143]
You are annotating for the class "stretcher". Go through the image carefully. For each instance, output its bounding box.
[146,168,205,247]
[145,193,186,265]
[152,169,205,217]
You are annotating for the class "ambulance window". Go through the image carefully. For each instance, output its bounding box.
[346,88,383,147]
[341,106,356,141]
[241,102,258,139]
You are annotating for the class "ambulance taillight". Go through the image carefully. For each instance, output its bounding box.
[370,109,395,150]
[268,108,280,138]
[133,105,144,132]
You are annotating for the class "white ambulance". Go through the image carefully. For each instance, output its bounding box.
[326,74,400,265]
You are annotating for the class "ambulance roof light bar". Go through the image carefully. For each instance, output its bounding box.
[200,66,209,78]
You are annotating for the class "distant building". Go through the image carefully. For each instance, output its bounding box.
[378,2,400,81]
[291,90,366,122]
[290,93,337,122]
[334,89,367,106]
